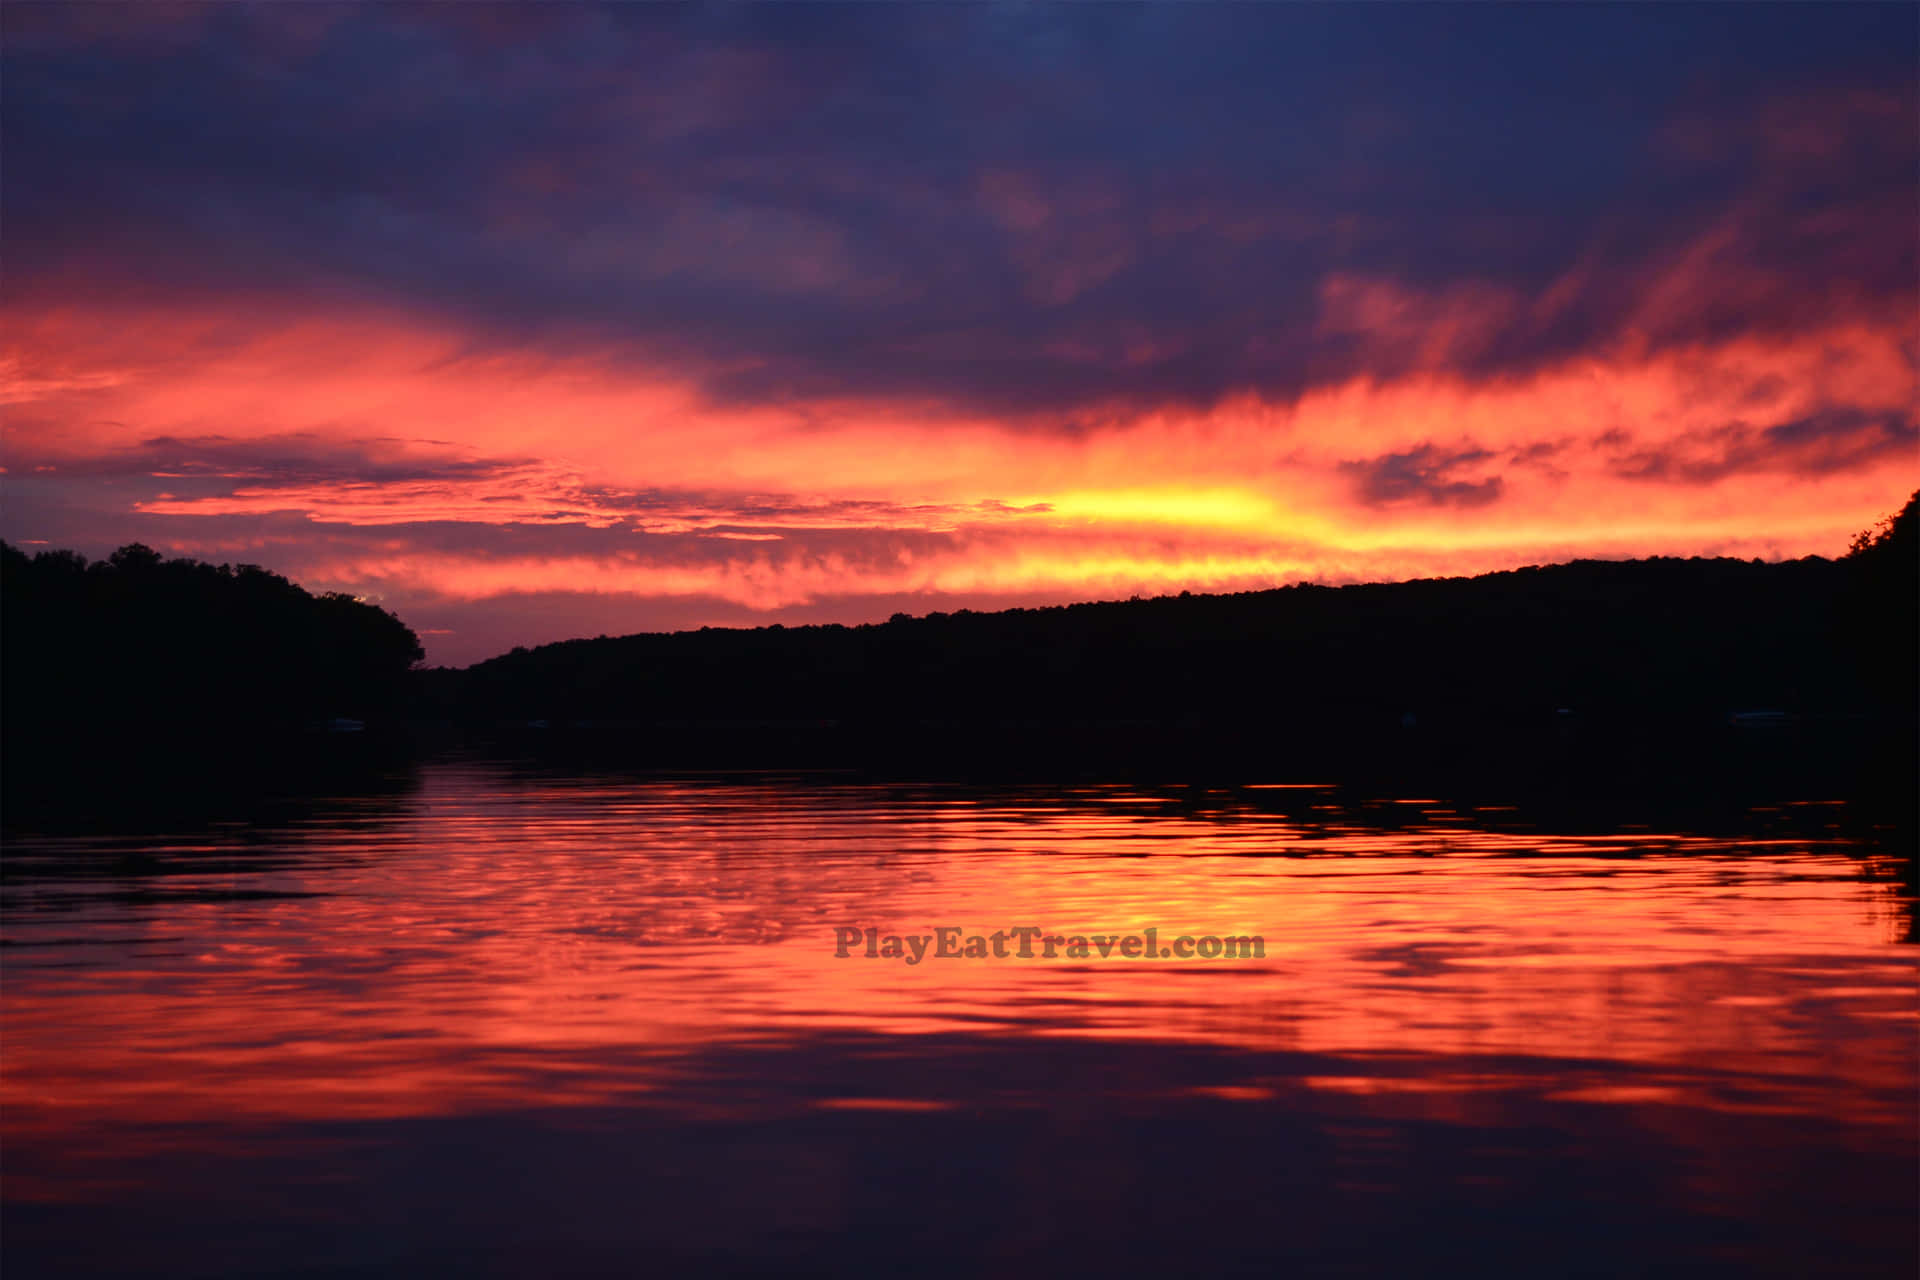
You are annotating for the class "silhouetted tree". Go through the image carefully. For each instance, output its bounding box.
[1846,489,1917,562]
[2,542,424,790]
[1836,489,1919,728]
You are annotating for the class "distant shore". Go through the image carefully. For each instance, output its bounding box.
[4,494,1913,832]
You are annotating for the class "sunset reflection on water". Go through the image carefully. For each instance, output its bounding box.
[3,764,1913,1277]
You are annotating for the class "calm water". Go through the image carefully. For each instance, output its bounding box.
[3,762,1914,1277]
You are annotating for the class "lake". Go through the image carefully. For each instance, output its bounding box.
[3,760,1914,1277]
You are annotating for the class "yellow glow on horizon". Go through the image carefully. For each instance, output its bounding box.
[3,293,1913,640]
[1015,488,1311,536]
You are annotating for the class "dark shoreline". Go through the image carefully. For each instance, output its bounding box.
[7,513,1914,849]
[6,710,1910,832]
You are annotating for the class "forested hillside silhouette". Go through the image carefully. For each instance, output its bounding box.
[442,492,1916,723]
[2,541,423,814]
[3,492,1912,811]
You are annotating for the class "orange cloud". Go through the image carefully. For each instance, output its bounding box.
[2,287,1912,661]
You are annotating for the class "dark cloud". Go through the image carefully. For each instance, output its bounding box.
[1341,446,1505,510]
[4,3,1913,424]
[125,434,527,486]
[1612,408,1918,485]
[0,429,1064,542]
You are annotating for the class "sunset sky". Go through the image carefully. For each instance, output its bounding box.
[3,3,1914,665]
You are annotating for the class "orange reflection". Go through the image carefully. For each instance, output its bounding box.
[3,767,1912,1177]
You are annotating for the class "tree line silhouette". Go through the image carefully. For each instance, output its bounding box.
[437,491,1915,725]
[404,490,1916,803]
[2,490,1913,804]
[2,541,422,813]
